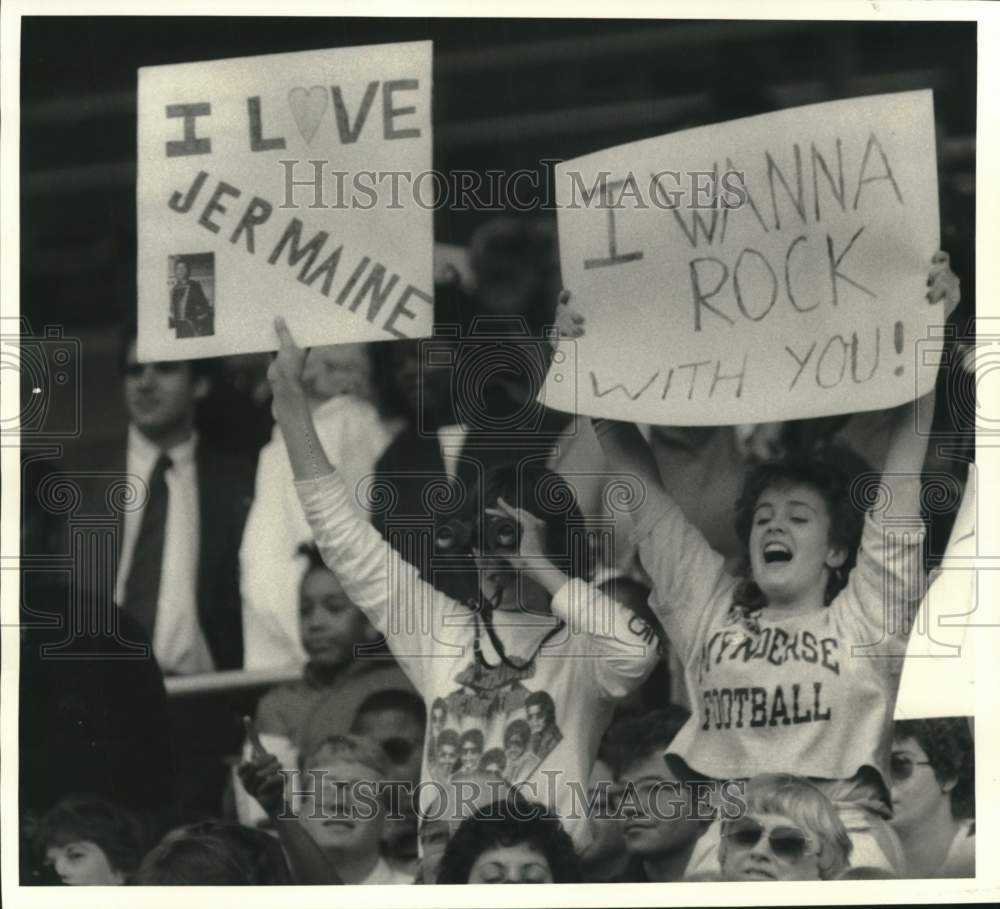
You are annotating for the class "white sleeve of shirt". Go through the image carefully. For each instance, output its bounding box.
[295,469,460,691]
[240,397,394,670]
[548,577,658,699]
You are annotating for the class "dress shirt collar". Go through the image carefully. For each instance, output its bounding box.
[128,423,199,471]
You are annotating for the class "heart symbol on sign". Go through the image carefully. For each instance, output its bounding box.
[287,86,328,144]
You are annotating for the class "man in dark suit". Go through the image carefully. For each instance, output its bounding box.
[170,258,214,338]
[113,326,253,672]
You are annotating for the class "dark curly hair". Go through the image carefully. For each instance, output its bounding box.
[466,462,588,579]
[34,796,148,879]
[894,718,975,820]
[733,446,873,610]
[436,791,581,884]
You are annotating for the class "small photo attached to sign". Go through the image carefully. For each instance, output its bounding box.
[545,90,942,426]
[168,252,215,339]
[137,40,434,363]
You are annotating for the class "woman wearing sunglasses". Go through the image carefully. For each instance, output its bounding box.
[559,252,961,875]
[719,774,851,881]
[889,718,975,878]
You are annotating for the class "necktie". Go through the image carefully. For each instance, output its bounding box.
[123,453,172,640]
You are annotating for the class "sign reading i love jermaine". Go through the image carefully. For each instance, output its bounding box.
[137,41,433,361]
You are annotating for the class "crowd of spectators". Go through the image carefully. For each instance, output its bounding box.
[19,213,976,886]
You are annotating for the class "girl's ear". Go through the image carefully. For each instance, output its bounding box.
[826,546,848,570]
[941,775,959,795]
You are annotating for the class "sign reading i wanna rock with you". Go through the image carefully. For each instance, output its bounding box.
[137,41,433,361]
[545,90,943,425]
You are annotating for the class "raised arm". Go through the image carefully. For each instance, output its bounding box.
[267,318,456,681]
[840,252,961,650]
[268,317,334,482]
[491,498,656,696]
[880,251,961,520]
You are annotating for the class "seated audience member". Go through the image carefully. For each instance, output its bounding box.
[252,545,415,761]
[415,769,510,884]
[890,718,975,878]
[241,342,396,669]
[35,797,147,886]
[611,707,709,882]
[718,774,851,882]
[437,791,582,884]
[297,735,414,884]
[350,689,427,874]
[577,730,628,883]
[131,820,291,885]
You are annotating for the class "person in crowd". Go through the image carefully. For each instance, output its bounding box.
[169,257,213,338]
[350,688,427,875]
[131,820,292,885]
[718,774,852,882]
[890,717,975,877]
[560,251,961,874]
[240,731,411,885]
[251,545,414,762]
[611,707,710,882]
[241,341,396,669]
[109,326,256,674]
[577,731,629,883]
[267,316,657,851]
[297,735,414,884]
[370,279,569,604]
[436,791,582,884]
[35,797,147,886]
[412,768,510,885]
[468,216,558,331]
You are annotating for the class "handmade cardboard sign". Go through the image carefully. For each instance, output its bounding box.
[545,91,942,425]
[137,41,433,361]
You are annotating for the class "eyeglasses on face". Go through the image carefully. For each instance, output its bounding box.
[889,753,933,782]
[723,817,814,862]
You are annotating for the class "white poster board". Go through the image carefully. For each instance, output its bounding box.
[137,41,433,361]
[545,91,942,425]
